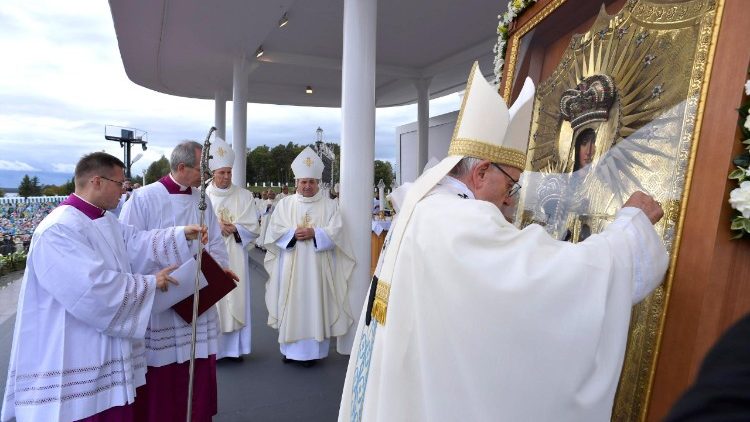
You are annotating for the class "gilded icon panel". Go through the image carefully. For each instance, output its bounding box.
[505,0,722,419]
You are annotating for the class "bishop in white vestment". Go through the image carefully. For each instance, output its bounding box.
[264,147,355,364]
[339,63,670,421]
[205,137,260,359]
[2,153,202,422]
[120,141,231,422]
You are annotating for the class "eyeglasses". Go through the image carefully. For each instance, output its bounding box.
[490,163,522,197]
[98,176,125,188]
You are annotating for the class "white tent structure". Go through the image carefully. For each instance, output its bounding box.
[109,0,507,351]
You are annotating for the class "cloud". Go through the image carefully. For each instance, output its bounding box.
[0,0,463,188]
[51,163,76,173]
[0,160,38,171]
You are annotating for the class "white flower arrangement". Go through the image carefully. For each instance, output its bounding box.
[493,0,539,86]
[727,76,750,237]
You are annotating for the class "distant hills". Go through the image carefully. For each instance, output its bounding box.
[0,170,73,191]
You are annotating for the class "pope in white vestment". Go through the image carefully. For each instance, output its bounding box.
[119,141,231,421]
[2,153,202,422]
[205,137,261,359]
[264,147,355,364]
[339,63,670,421]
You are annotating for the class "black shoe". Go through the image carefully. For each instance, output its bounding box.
[282,356,292,364]
[300,360,317,368]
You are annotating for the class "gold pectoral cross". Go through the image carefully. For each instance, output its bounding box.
[218,207,234,223]
[300,212,312,229]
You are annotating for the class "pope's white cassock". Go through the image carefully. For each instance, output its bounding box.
[339,63,670,421]
[264,147,355,361]
[2,194,198,422]
[119,172,229,419]
[205,137,261,358]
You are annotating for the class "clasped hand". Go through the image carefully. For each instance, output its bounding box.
[220,221,237,237]
[294,227,315,241]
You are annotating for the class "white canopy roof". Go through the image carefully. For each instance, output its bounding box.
[109,0,506,107]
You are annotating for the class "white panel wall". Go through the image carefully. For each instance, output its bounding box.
[395,110,458,184]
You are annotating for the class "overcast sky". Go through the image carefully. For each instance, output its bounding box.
[0,0,461,187]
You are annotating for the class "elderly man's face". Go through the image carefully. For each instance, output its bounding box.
[473,161,521,212]
[296,178,319,198]
[213,167,232,189]
[176,148,203,188]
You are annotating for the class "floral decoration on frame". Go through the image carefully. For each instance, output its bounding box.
[728,71,750,238]
[493,0,538,86]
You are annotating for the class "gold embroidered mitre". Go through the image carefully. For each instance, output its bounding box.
[447,62,535,170]
[291,146,324,179]
[208,136,235,171]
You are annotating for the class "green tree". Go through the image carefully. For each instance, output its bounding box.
[18,174,42,198]
[246,142,340,187]
[60,177,75,195]
[30,176,42,196]
[246,145,273,184]
[145,156,170,184]
[374,160,394,188]
[0,188,5,198]
[42,185,59,196]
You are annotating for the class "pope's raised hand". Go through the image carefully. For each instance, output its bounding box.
[623,191,664,224]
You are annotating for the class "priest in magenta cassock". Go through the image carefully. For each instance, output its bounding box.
[264,147,355,365]
[2,152,206,422]
[338,63,669,422]
[120,141,233,422]
[205,137,260,359]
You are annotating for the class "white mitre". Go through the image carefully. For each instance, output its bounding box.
[447,61,534,169]
[208,136,235,171]
[291,146,324,179]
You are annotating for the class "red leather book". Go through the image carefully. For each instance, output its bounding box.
[173,250,236,324]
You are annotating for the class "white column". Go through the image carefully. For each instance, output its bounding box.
[231,58,248,188]
[338,0,377,354]
[415,78,431,173]
[214,91,227,140]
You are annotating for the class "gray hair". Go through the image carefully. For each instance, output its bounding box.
[448,157,483,178]
[170,141,202,172]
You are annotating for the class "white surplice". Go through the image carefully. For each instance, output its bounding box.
[1,204,194,422]
[263,191,355,360]
[206,183,260,358]
[339,177,669,422]
[119,179,230,367]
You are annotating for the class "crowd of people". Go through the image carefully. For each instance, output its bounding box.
[0,201,63,254]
